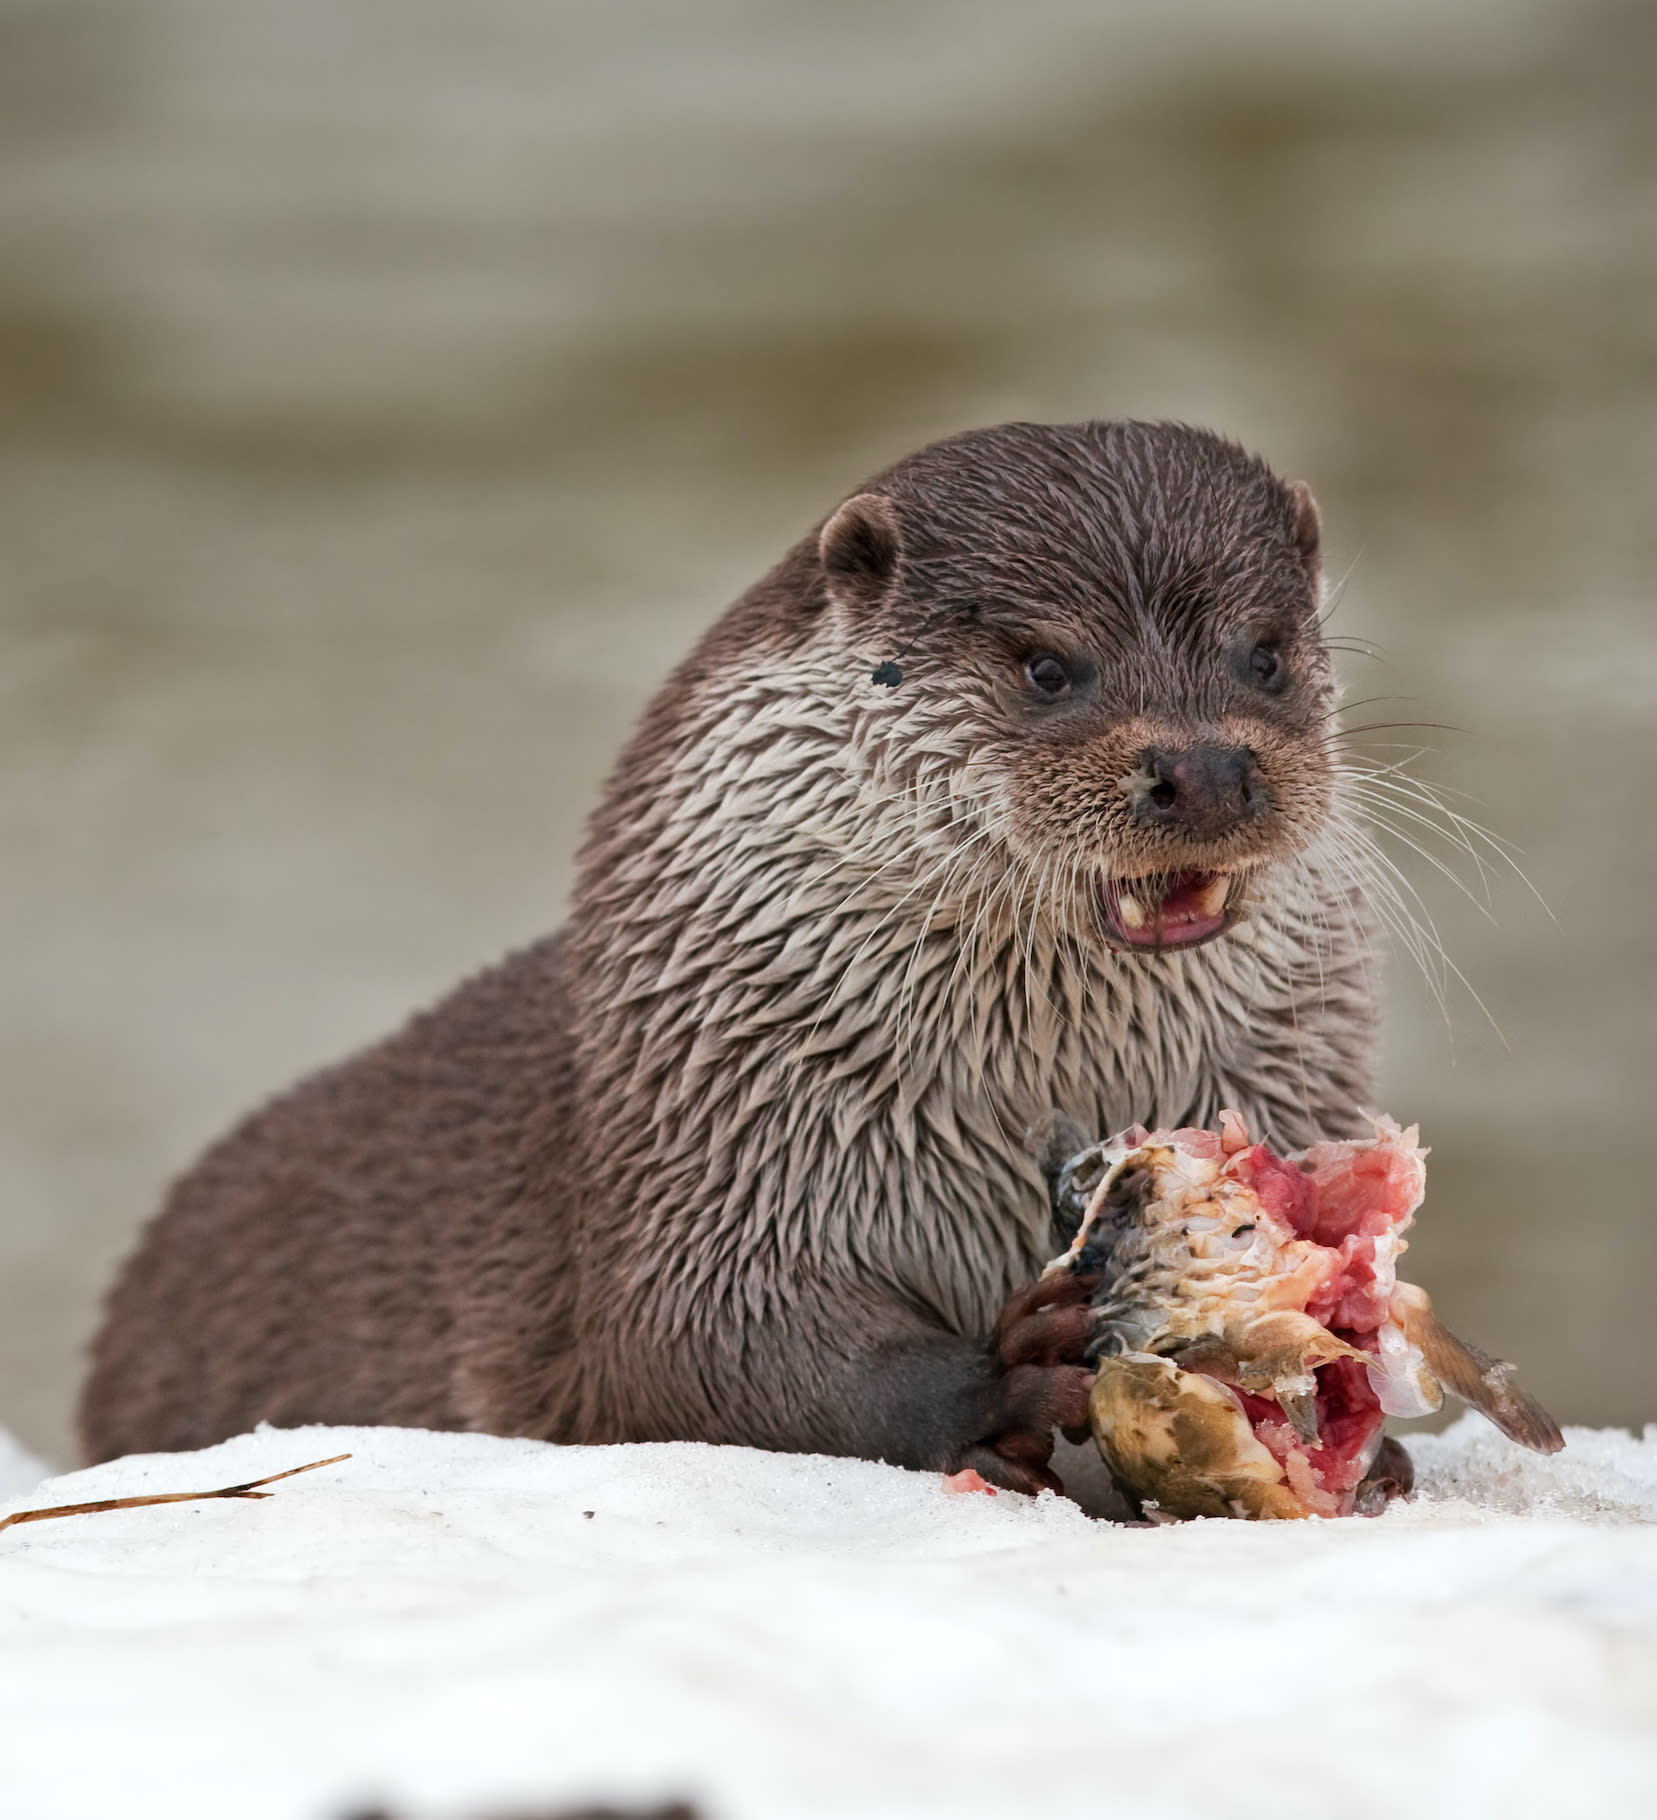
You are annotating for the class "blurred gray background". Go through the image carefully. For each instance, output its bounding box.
[1,0,1650,1463]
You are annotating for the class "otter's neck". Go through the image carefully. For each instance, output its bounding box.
[569,648,1367,1337]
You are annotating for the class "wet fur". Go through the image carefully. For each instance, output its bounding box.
[80,421,1378,1472]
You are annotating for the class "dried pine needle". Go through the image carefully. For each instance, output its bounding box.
[0,1453,352,1535]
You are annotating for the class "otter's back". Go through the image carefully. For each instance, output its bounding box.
[78,933,578,1462]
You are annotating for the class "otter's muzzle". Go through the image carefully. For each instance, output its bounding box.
[1124,744,1271,843]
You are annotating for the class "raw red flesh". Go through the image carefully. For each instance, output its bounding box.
[1229,1120,1424,1513]
[1231,1358,1379,1510]
[1097,1114,1428,1516]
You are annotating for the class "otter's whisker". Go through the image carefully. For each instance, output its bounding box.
[1338,762,1552,919]
[1344,821,1507,1043]
[1346,797,1504,920]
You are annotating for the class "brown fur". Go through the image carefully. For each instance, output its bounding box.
[79,421,1378,1487]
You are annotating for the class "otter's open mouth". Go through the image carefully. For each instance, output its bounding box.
[1099,869,1233,952]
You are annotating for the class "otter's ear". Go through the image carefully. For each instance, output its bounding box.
[819,492,902,612]
[1287,481,1322,598]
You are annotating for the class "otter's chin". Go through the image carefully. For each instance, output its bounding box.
[1097,868,1239,954]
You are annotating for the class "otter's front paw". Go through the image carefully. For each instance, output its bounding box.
[954,1273,1097,1496]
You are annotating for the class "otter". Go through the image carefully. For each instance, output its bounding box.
[78,420,1379,1495]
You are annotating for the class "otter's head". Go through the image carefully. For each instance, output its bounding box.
[815,421,1336,955]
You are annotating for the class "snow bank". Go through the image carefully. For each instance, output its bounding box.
[1,1418,1654,1820]
[0,1427,48,1499]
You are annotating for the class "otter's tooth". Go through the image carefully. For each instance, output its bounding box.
[1117,893,1147,930]
[1197,875,1230,918]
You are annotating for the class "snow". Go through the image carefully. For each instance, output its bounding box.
[0,1427,49,1500]
[1,1419,1654,1820]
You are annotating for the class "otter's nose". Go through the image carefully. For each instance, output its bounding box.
[1127,745,1271,841]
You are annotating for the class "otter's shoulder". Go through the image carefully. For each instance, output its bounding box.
[173,931,576,1198]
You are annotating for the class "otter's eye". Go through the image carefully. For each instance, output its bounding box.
[1249,644,1286,693]
[1026,653,1072,698]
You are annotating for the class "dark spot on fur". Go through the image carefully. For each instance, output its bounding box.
[872,661,903,688]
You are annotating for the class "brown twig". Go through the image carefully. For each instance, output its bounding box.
[0,1453,352,1535]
